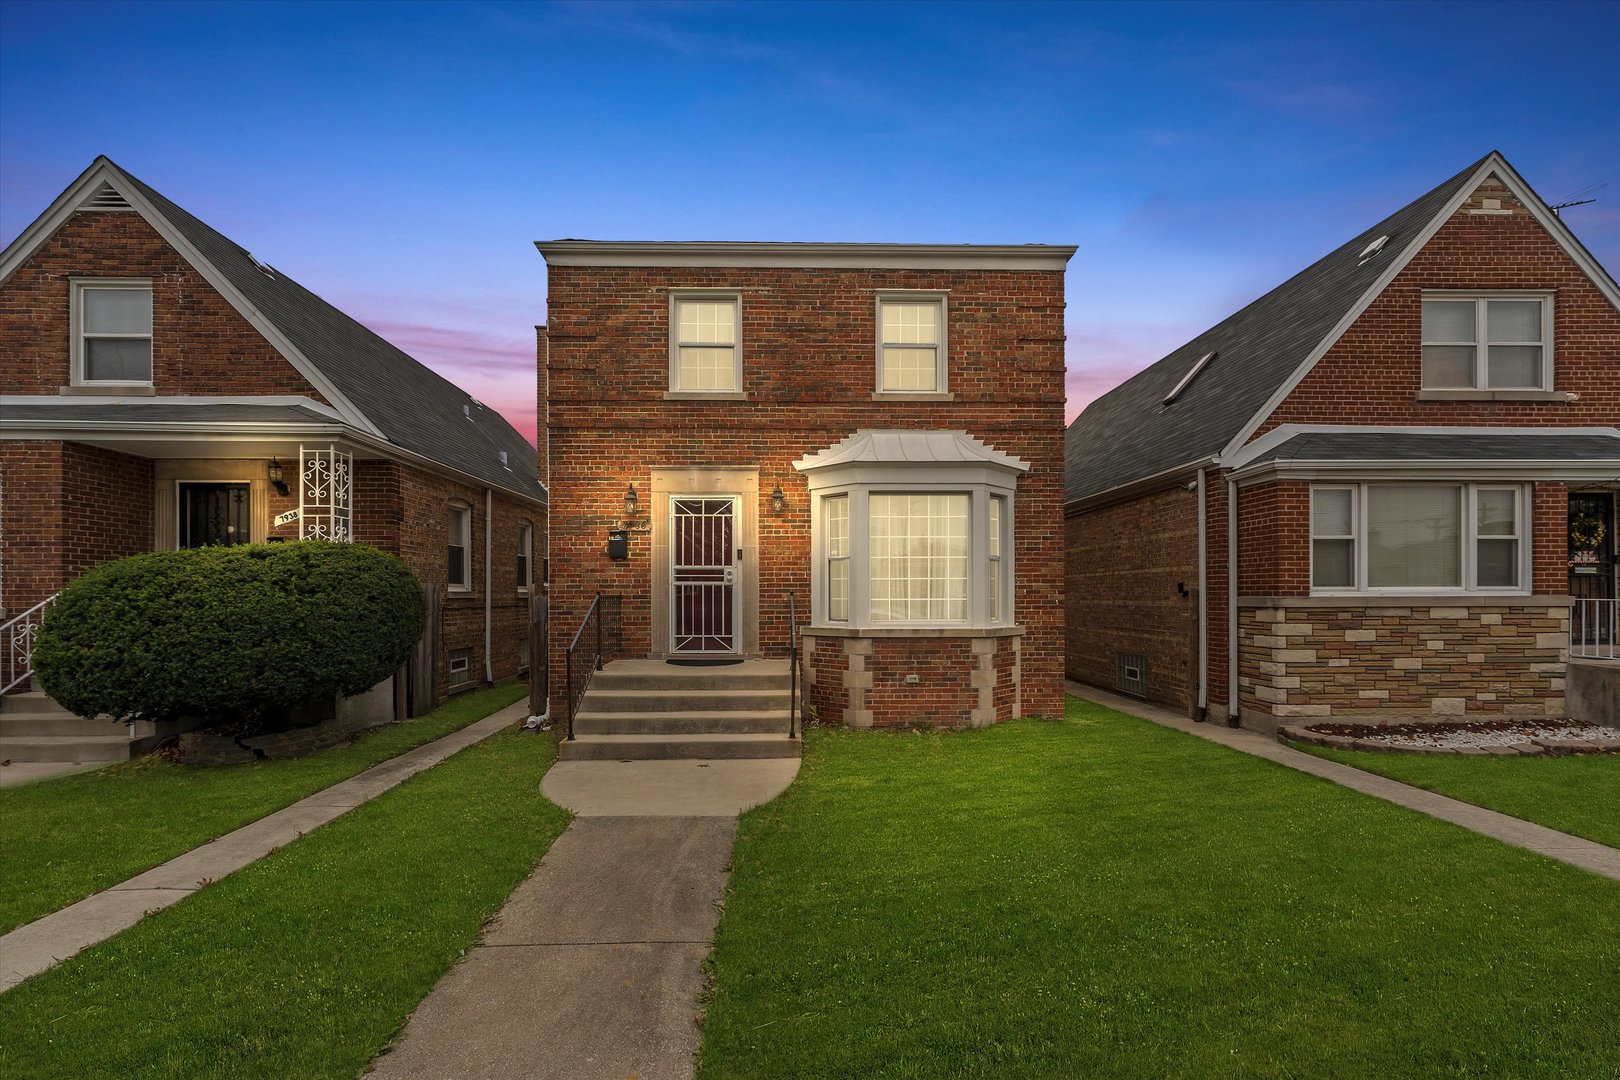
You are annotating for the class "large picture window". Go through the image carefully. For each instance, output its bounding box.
[73,279,153,384]
[869,494,968,622]
[1421,293,1551,391]
[670,294,740,392]
[1310,482,1525,593]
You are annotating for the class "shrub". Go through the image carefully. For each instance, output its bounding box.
[34,542,426,730]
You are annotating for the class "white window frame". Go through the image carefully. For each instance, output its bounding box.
[517,522,533,595]
[1309,481,1530,596]
[988,495,1006,623]
[71,278,153,386]
[875,292,948,396]
[668,290,742,394]
[1309,485,1358,589]
[824,493,850,622]
[448,501,472,592]
[1420,291,1554,391]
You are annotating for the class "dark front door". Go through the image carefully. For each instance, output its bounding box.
[179,483,250,548]
[1569,492,1616,601]
[670,496,738,653]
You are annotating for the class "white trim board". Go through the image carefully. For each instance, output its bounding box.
[537,240,1077,271]
[1224,423,1620,472]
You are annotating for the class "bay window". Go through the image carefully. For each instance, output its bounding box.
[1310,482,1526,593]
[1421,293,1552,391]
[869,493,968,622]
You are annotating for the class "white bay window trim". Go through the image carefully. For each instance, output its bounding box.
[1309,481,1530,595]
[71,278,153,386]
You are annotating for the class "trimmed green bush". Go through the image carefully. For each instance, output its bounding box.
[34,542,426,730]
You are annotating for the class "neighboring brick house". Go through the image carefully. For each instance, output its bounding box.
[1065,151,1619,729]
[538,241,1073,728]
[1,157,546,730]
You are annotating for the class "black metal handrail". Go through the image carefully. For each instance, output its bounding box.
[788,591,799,740]
[564,592,604,741]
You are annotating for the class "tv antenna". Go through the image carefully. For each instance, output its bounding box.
[1550,180,1605,217]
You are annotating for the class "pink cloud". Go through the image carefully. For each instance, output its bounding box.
[1063,322,1196,423]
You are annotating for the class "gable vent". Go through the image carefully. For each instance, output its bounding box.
[82,183,132,211]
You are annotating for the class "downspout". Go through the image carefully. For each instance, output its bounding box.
[1226,476,1240,727]
[526,325,552,728]
[1196,467,1208,721]
[484,486,494,685]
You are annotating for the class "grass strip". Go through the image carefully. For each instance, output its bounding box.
[1293,740,1620,849]
[0,680,529,933]
[697,698,1620,1079]
[0,726,568,1079]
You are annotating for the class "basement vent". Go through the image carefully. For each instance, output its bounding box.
[1116,652,1148,698]
[82,183,132,211]
[448,649,473,689]
[1163,352,1215,406]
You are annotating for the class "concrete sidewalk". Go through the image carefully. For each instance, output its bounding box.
[0,700,528,993]
[369,757,800,1080]
[1068,681,1620,882]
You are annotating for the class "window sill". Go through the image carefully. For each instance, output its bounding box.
[663,391,747,401]
[803,624,1025,639]
[60,384,155,396]
[870,391,954,402]
[1416,389,1573,402]
[447,586,475,597]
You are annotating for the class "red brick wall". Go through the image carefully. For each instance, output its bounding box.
[1064,484,1198,712]
[0,440,152,614]
[1236,480,1311,595]
[0,211,326,399]
[545,263,1067,724]
[1254,175,1620,435]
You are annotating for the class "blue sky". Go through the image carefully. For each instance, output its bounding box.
[3,0,1616,443]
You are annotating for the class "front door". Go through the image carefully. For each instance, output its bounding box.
[178,483,250,548]
[670,496,739,654]
[1569,493,1616,601]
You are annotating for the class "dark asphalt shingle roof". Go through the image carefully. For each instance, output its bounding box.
[109,162,544,503]
[0,403,340,425]
[1240,431,1620,467]
[1064,153,1493,504]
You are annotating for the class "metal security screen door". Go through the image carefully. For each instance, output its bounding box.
[671,496,739,653]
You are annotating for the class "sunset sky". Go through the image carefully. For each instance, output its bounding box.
[3,0,1616,445]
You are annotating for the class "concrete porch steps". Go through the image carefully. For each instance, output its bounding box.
[559,658,801,761]
[0,690,133,764]
[0,733,133,764]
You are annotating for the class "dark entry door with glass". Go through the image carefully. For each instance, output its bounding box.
[179,483,250,548]
[1569,493,1616,600]
[670,496,738,653]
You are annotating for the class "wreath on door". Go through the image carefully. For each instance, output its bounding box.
[1570,512,1607,550]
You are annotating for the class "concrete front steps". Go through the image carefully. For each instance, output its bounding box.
[560,658,801,761]
[0,689,133,764]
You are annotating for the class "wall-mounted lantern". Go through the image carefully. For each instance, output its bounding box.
[268,458,290,497]
[770,484,787,514]
[624,483,639,522]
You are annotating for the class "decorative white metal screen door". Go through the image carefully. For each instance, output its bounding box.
[670,496,739,654]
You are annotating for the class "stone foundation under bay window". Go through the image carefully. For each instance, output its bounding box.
[1238,598,1569,729]
[802,627,1022,728]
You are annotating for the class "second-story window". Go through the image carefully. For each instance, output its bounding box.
[671,294,740,392]
[877,295,946,393]
[448,502,471,591]
[73,279,153,385]
[1421,293,1551,391]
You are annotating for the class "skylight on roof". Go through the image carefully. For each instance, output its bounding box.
[1357,235,1389,264]
[1163,351,1215,406]
[247,252,276,278]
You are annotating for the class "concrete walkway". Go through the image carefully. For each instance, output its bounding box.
[368,757,800,1080]
[0,700,529,993]
[1068,681,1620,882]
[0,761,103,788]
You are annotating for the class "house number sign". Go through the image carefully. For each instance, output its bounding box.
[274,509,302,526]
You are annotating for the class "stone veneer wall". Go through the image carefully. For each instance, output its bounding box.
[802,630,1022,728]
[1239,602,1568,729]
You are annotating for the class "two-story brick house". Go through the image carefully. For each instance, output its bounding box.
[1,158,546,760]
[1065,151,1619,729]
[539,241,1073,733]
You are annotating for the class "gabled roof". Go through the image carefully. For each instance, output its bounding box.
[795,429,1029,473]
[1064,151,1620,506]
[1,158,543,504]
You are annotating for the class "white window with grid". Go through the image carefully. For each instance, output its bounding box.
[1421,293,1552,391]
[671,294,740,392]
[825,494,849,621]
[988,496,1005,622]
[72,279,153,384]
[869,494,969,622]
[877,296,945,392]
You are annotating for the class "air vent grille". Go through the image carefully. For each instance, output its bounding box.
[1116,652,1148,698]
[82,183,132,210]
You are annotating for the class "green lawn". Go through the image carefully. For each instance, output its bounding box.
[0,726,569,1080]
[1294,742,1620,849]
[697,699,1620,1079]
[0,680,528,934]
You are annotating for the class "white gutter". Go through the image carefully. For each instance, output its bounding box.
[1196,467,1208,719]
[1227,476,1239,726]
[484,487,494,685]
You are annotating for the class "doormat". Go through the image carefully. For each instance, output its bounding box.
[666,658,745,667]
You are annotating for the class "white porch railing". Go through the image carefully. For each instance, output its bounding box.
[1571,598,1617,661]
[1,594,57,694]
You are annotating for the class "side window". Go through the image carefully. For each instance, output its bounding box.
[877,296,946,393]
[670,294,740,392]
[73,280,153,384]
[1421,294,1551,391]
[448,503,472,590]
[517,522,533,593]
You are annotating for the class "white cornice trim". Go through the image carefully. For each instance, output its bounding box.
[1064,454,1219,514]
[0,158,386,441]
[536,240,1077,271]
[1217,152,1620,462]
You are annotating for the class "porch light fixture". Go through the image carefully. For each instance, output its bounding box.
[624,483,639,517]
[268,458,289,497]
[770,485,787,513]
